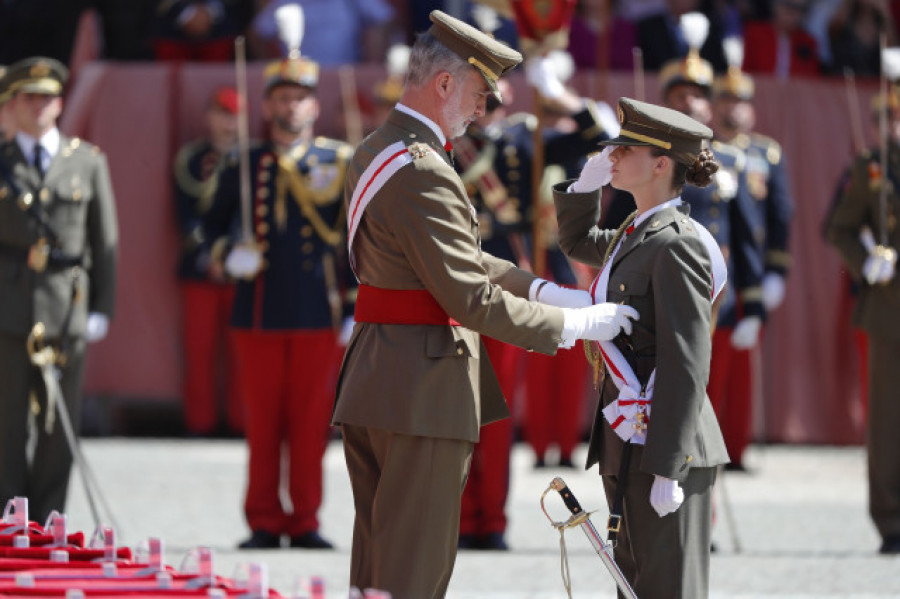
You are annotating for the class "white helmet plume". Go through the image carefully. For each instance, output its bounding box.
[275,4,304,58]
[723,36,744,70]
[680,12,709,52]
[386,44,411,79]
[882,47,900,82]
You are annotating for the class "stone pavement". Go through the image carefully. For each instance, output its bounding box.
[63,440,899,598]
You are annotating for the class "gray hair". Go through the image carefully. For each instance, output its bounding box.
[405,33,470,89]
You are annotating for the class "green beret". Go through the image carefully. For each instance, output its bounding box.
[2,56,68,100]
[600,97,713,165]
[427,10,522,101]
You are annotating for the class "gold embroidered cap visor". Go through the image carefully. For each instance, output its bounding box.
[1,57,68,100]
[427,10,522,101]
[713,70,755,101]
[264,57,319,93]
[600,97,713,164]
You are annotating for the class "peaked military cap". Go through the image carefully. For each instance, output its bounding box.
[713,68,754,101]
[428,10,522,101]
[264,56,319,93]
[659,53,714,95]
[1,57,68,99]
[600,97,713,165]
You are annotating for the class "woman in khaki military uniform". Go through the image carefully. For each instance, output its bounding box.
[552,97,730,599]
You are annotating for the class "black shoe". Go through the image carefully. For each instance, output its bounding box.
[237,530,282,549]
[289,531,334,549]
[879,535,900,554]
[457,534,480,550]
[479,532,508,551]
[558,455,575,469]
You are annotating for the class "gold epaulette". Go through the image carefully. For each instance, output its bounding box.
[711,139,747,170]
[750,132,782,164]
[503,112,538,132]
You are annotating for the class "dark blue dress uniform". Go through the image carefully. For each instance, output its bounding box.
[172,138,240,435]
[203,135,354,545]
[732,132,794,278]
[455,103,605,547]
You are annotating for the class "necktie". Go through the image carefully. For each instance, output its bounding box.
[33,145,45,179]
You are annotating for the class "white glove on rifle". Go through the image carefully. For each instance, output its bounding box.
[650,475,684,517]
[561,302,639,347]
[530,280,593,308]
[863,251,896,285]
[85,313,109,343]
[730,315,761,350]
[761,272,786,310]
[524,55,566,100]
[570,147,614,193]
[225,244,263,279]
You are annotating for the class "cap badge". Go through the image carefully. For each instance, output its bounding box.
[30,62,51,78]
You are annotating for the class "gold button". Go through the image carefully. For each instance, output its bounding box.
[256,223,269,235]
[619,283,625,292]
[456,347,464,356]
[709,207,719,218]
[256,187,269,199]
[409,133,417,139]
[0,187,7,200]
[258,240,270,252]
[72,189,82,201]
[256,204,269,217]
[302,242,314,254]
[686,455,693,463]
[260,154,274,166]
[39,188,50,202]
[300,225,313,237]
[259,171,270,182]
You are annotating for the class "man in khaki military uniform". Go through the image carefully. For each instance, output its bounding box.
[825,85,900,555]
[0,57,118,523]
[334,11,640,599]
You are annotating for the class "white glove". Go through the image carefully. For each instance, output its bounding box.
[562,302,639,344]
[224,244,263,279]
[863,251,896,285]
[524,55,565,100]
[338,316,355,346]
[570,147,614,193]
[761,272,786,310]
[85,313,109,343]
[650,475,684,517]
[534,280,593,308]
[730,315,761,350]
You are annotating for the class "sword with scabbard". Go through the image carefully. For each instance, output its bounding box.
[27,323,119,533]
[541,476,638,599]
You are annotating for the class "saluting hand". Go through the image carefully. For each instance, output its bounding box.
[570,147,613,193]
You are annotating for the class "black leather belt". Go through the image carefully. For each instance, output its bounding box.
[0,243,83,270]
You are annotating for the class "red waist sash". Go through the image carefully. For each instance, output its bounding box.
[355,284,460,325]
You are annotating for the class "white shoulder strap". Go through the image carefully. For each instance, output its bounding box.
[347,141,412,274]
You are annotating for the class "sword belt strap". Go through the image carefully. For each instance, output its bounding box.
[354,284,461,326]
[0,243,83,269]
[607,442,634,546]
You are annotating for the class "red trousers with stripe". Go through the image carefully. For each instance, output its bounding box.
[459,336,524,536]
[707,328,753,466]
[523,342,589,461]
[232,328,339,536]
[180,282,240,435]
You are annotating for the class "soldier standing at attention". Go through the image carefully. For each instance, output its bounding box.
[203,46,355,550]
[0,57,118,523]
[825,83,900,555]
[553,97,729,599]
[334,11,640,598]
[173,86,241,437]
[710,49,794,470]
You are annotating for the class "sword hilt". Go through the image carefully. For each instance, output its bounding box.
[550,477,585,516]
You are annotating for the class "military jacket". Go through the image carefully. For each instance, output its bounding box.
[0,136,118,339]
[826,144,900,340]
[553,186,729,479]
[333,108,567,443]
[732,132,794,276]
[172,139,226,280]
[203,137,355,331]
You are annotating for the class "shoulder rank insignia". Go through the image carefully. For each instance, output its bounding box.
[408,142,431,160]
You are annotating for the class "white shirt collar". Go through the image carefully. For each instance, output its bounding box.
[633,196,682,229]
[395,103,447,147]
[16,128,61,160]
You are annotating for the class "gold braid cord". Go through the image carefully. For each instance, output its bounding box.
[275,148,347,247]
[583,210,638,389]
